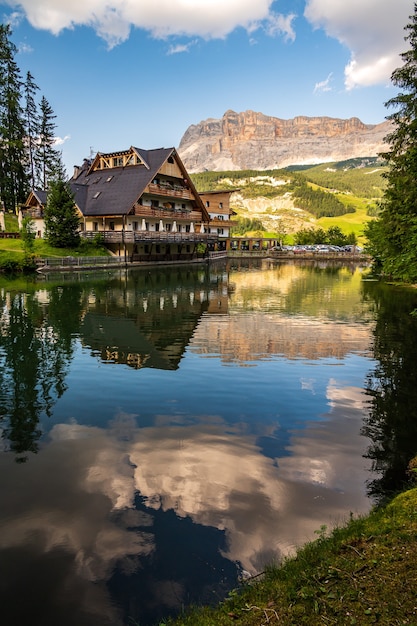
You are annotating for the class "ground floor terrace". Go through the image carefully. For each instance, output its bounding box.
[81,230,221,262]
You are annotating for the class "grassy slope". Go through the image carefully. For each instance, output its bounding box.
[1,213,109,259]
[191,159,386,245]
[166,485,417,626]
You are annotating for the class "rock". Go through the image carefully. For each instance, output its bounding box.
[178,109,392,172]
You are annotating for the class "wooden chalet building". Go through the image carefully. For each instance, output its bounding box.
[22,146,219,262]
[199,190,236,251]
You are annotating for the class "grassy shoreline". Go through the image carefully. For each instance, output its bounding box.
[164,484,417,625]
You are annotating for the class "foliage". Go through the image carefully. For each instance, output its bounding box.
[366,4,417,281]
[44,175,80,248]
[36,95,62,189]
[294,225,357,246]
[0,25,62,216]
[300,158,387,198]
[20,215,35,256]
[0,24,29,212]
[292,177,355,218]
[23,70,40,190]
[231,216,265,235]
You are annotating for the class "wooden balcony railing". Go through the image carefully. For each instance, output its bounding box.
[147,183,192,200]
[81,230,218,244]
[131,206,202,221]
[208,218,235,228]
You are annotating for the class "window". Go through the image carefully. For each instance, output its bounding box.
[93,222,98,231]
[205,201,210,208]
[106,176,113,182]
[155,222,159,231]
[144,245,149,253]
[182,204,186,209]
[151,199,159,208]
[156,245,161,253]
[168,156,174,164]
[93,191,101,199]
[113,156,123,167]
[133,221,138,231]
[219,202,223,209]
[185,225,190,233]
[217,228,224,235]
[166,223,171,231]
[109,221,115,231]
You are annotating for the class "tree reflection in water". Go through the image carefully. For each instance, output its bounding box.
[362,280,417,501]
[0,284,83,462]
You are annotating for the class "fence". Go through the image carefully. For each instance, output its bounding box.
[37,256,128,269]
[0,232,20,239]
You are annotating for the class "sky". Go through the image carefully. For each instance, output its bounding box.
[1,0,414,176]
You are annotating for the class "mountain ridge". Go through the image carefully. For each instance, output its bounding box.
[178,109,392,173]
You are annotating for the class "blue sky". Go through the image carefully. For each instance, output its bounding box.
[1,0,413,176]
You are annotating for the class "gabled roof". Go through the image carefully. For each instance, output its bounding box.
[25,190,48,206]
[69,146,208,219]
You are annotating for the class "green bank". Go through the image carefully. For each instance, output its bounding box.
[165,482,417,625]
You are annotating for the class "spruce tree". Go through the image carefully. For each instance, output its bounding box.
[0,25,28,212]
[36,96,61,190]
[366,3,417,281]
[23,71,40,190]
[44,165,80,248]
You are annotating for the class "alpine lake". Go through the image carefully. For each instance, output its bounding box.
[1,257,417,626]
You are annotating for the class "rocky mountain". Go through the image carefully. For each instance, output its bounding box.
[178,109,392,173]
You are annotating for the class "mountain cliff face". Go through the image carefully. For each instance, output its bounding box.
[178,110,392,172]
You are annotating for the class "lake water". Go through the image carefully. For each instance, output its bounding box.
[1,258,417,626]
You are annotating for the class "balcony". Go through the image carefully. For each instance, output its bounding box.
[208,218,235,228]
[147,182,192,200]
[81,231,218,244]
[131,206,202,221]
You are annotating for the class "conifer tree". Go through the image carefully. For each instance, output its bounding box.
[36,96,61,190]
[0,25,28,212]
[23,70,40,190]
[366,3,417,281]
[44,163,80,248]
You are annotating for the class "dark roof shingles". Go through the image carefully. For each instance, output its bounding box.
[72,147,175,217]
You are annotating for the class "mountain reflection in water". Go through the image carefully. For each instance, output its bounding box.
[0,260,416,626]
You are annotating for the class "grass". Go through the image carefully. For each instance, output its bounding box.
[0,236,110,262]
[163,484,417,626]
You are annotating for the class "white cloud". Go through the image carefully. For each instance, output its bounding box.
[4,0,290,47]
[304,0,414,89]
[265,12,296,42]
[53,134,71,146]
[17,42,33,54]
[313,72,333,93]
[167,40,197,55]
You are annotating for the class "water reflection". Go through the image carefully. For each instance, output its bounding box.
[0,283,84,461]
[0,261,414,625]
[361,280,417,501]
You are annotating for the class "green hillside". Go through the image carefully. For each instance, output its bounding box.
[191,158,387,243]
